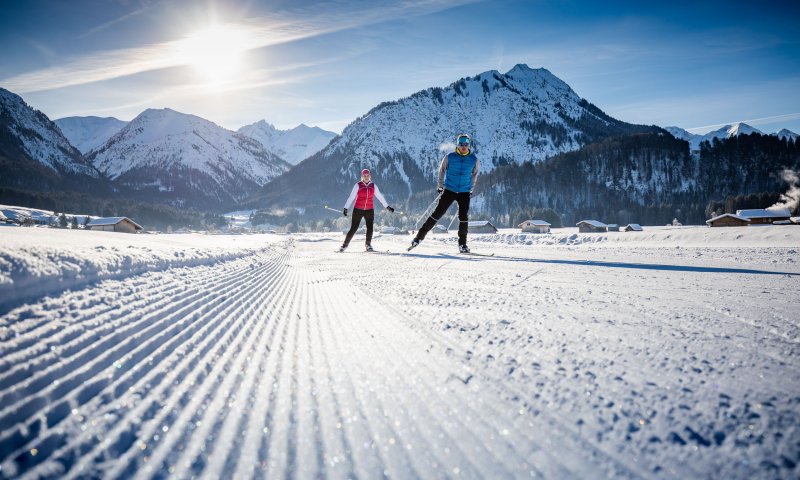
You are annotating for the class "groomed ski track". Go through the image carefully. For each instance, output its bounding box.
[0,237,616,479]
[1,230,799,479]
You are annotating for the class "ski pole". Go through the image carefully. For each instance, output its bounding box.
[447,212,458,230]
[414,192,443,229]
[323,205,342,214]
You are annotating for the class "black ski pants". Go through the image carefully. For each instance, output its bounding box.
[343,208,374,247]
[416,189,471,246]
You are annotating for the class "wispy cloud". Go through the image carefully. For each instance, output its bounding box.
[1,0,478,93]
[80,1,155,38]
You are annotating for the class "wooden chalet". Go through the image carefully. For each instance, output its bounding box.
[576,220,608,233]
[624,224,643,232]
[518,220,551,234]
[467,220,498,234]
[736,208,791,225]
[87,217,143,233]
[706,214,750,228]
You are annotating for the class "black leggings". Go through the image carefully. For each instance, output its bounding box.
[416,190,471,245]
[343,208,374,247]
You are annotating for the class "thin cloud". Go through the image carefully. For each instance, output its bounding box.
[1,0,479,93]
[81,1,155,38]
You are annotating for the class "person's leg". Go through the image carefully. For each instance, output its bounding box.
[342,209,365,247]
[456,192,471,246]
[364,209,375,245]
[416,190,456,241]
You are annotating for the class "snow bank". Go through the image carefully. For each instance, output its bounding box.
[0,228,279,314]
[453,225,800,248]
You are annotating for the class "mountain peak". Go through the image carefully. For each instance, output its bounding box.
[237,120,336,165]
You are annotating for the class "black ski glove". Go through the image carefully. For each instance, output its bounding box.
[343,208,348,217]
[386,206,395,213]
[437,187,444,194]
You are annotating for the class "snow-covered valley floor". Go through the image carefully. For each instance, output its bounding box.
[1,227,798,479]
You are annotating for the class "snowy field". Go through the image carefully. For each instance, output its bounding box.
[0,226,798,479]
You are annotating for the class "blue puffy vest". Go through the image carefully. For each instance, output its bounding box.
[443,151,477,193]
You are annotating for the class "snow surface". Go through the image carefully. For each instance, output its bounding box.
[1,226,799,479]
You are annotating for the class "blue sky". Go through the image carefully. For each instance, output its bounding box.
[1,0,799,135]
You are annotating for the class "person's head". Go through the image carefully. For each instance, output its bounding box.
[455,134,471,154]
[361,168,371,182]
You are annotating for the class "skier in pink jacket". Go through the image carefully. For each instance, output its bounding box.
[339,168,394,252]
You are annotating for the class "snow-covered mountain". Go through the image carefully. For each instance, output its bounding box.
[0,88,103,192]
[665,122,770,150]
[87,108,291,209]
[257,64,657,207]
[237,120,336,165]
[776,128,799,141]
[55,116,128,153]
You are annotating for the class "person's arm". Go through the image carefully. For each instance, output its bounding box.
[344,183,358,209]
[471,156,480,192]
[373,184,389,208]
[437,154,448,191]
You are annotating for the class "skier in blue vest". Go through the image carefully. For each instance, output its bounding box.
[410,133,480,253]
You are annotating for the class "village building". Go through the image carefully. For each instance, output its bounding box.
[467,220,498,234]
[624,224,643,232]
[576,220,608,233]
[431,225,448,234]
[706,213,750,228]
[86,217,143,233]
[381,226,409,235]
[736,208,792,225]
[518,220,551,234]
[606,224,620,232]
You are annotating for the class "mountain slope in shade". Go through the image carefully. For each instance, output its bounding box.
[88,108,291,210]
[254,64,658,209]
[55,116,128,153]
[775,128,799,141]
[237,120,336,165]
[0,88,104,192]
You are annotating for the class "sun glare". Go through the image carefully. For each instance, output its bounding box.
[175,24,252,87]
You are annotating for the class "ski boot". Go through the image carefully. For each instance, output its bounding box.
[337,245,347,253]
[459,244,470,254]
[365,244,374,252]
[407,238,420,251]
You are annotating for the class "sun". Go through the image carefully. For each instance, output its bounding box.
[175,24,251,86]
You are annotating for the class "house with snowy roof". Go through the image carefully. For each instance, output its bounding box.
[381,226,409,235]
[87,217,143,233]
[606,223,620,232]
[576,220,607,233]
[518,220,551,233]
[624,224,643,232]
[467,220,498,233]
[706,213,750,227]
[735,208,791,225]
